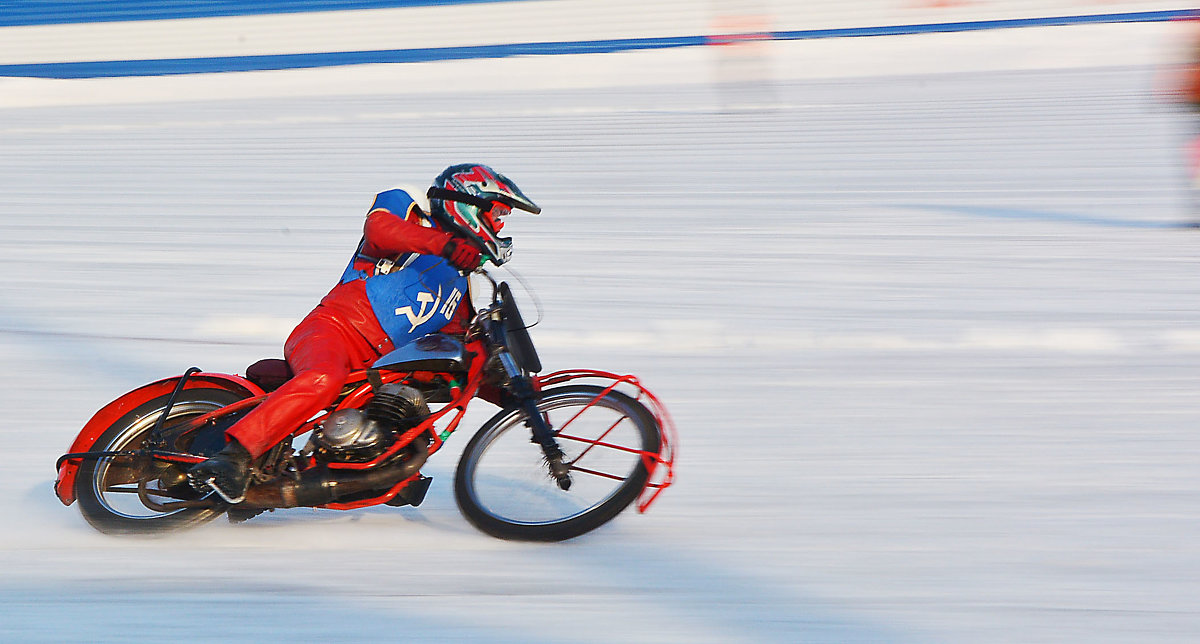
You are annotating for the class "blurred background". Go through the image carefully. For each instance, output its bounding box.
[2,1,1199,642]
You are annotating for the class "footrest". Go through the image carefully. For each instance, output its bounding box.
[385,475,432,507]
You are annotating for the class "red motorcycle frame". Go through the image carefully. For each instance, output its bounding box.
[55,277,676,541]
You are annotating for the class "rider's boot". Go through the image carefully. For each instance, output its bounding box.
[187,439,253,503]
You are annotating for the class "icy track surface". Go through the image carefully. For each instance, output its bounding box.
[2,62,1200,642]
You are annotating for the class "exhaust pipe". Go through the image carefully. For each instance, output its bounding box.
[238,441,429,509]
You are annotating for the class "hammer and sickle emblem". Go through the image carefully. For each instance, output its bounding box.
[395,286,442,333]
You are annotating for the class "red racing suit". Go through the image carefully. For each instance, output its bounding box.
[226,189,471,457]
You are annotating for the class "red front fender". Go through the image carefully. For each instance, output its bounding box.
[533,369,677,513]
[54,372,264,506]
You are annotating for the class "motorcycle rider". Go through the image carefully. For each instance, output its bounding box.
[187,163,540,502]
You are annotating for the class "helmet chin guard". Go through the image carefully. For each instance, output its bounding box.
[427,164,539,266]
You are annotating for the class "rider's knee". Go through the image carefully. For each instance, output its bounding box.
[290,369,346,401]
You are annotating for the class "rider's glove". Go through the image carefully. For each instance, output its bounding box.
[440,237,482,271]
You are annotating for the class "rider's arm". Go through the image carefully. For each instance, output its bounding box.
[362,210,453,258]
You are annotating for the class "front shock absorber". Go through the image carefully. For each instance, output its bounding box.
[497,350,572,490]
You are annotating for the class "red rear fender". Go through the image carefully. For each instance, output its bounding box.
[54,373,264,506]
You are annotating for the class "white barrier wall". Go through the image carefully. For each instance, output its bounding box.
[0,0,1189,68]
[0,0,1192,109]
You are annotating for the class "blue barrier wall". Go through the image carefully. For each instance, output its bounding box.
[0,2,1192,79]
[0,0,508,27]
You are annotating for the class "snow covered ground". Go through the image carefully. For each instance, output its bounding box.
[2,21,1200,644]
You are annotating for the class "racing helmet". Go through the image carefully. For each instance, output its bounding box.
[427,163,540,266]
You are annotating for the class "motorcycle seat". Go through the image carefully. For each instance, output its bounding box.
[245,358,294,392]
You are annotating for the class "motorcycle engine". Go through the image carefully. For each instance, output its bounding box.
[310,383,430,463]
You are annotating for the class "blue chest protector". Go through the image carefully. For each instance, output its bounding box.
[338,189,469,346]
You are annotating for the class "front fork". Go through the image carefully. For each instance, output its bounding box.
[497,351,573,490]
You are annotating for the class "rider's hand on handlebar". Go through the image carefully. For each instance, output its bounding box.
[440,237,482,271]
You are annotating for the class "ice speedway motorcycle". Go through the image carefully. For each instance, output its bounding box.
[54,271,676,541]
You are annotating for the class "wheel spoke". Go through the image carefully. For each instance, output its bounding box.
[557,432,644,458]
[562,415,628,466]
[566,463,627,483]
[104,484,194,501]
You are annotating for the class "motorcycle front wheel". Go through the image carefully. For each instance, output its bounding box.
[454,384,661,542]
[75,387,246,535]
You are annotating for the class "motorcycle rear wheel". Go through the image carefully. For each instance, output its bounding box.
[454,384,661,542]
[75,387,246,535]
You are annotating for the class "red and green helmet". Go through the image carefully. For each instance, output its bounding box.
[427,164,540,266]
